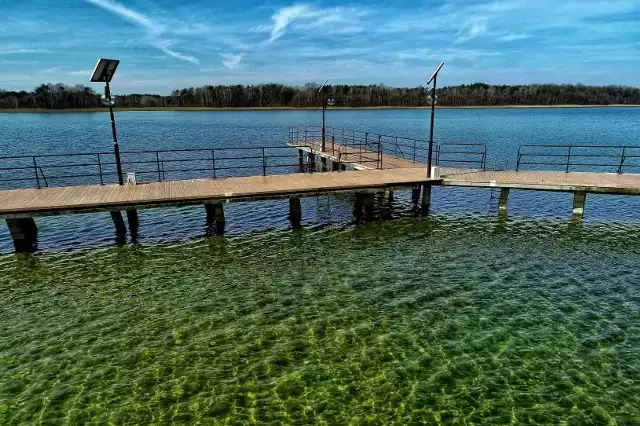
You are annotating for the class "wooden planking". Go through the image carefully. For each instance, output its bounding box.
[289,140,421,170]
[442,169,640,194]
[0,168,436,217]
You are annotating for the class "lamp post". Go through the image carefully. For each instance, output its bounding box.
[426,62,444,178]
[318,79,335,151]
[90,58,123,185]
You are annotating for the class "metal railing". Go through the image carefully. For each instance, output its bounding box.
[435,143,487,170]
[289,126,429,167]
[0,145,312,190]
[516,144,640,173]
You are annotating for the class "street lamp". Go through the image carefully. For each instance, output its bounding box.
[90,58,123,185]
[318,79,334,151]
[426,61,444,178]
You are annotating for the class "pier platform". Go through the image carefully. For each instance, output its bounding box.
[2,125,640,252]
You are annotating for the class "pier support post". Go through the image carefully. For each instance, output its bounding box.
[353,193,364,223]
[332,161,340,171]
[298,150,304,172]
[421,185,432,214]
[126,209,139,237]
[498,188,510,214]
[341,164,347,171]
[411,185,421,204]
[6,218,38,253]
[308,153,316,172]
[321,157,327,172]
[363,193,375,221]
[572,191,586,219]
[384,189,394,202]
[205,203,226,235]
[289,197,302,229]
[110,211,127,242]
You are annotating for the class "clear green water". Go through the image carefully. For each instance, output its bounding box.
[1,216,638,424]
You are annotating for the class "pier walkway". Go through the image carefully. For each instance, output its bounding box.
[2,126,640,252]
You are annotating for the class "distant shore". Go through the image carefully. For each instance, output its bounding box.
[0,104,639,113]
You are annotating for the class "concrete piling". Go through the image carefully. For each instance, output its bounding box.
[205,203,226,235]
[126,209,139,237]
[572,191,586,219]
[321,157,327,172]
[289,197,302,229]
[498,188,510,213]
[421,185,432,214]
[6,217,37,253]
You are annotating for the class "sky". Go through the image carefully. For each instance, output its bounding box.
[1,0,639,94]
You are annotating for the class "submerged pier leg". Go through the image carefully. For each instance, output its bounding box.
[6,217,38,253]
[298,150,304,172]
[363,193,375,221]
[572,191,587,219]
[353,193,364,223]
[205,203,226,235]
[421,185,432,214]
[321,157,327,172]
[411,185,421,204]
[126,209,140,237]
[289,197,302,229]
[498,188,510,214]
[110,211,127,243]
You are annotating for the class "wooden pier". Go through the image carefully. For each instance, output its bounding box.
[2,127,640,253]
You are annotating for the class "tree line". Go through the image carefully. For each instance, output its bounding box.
[1,82,639,110]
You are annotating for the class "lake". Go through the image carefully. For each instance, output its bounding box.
[0,108,638,424]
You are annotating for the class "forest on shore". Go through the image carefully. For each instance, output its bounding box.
[1,82,639,110]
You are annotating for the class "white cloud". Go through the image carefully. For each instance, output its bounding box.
[269,4,312,42]
[152,40,199,64]
[84,0,161,32]
[84,0,197,64]
[267,4,366,42]
[498,33,530,41]
[0,48,49,55]
[455,17,489,43]
[220,53,244,69]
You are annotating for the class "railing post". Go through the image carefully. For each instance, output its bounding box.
[212,149,216,179]
[566,146,572,173]
[97,154,104,185]
[32,156,40,189]
[262,147,267,176]
[156,151,162,182]
[618,147,626,174]
[516,147,521,171]
[413,140,416,162]
[378,135,383,169]
[332,135,335,155]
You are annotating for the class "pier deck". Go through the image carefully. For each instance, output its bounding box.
[0,167,436,218]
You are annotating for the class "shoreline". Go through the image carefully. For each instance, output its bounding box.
[0,104,639,113]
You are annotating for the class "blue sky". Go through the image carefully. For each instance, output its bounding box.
[1,0,639,94]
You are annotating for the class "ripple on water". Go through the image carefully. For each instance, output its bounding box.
[0,217,639,424]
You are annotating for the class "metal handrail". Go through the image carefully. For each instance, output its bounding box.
[516,144,640,173]
[0,145,315,189]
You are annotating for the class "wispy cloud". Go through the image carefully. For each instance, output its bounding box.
[152,40,199,64]
[83,0,196,63]
[266,4,366,42]
[269,4,312,42]
[220,53,244,69]
[498,33,530,41]
[0,48,50,55]
[455,17,489,43]
[84,0,160,31]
